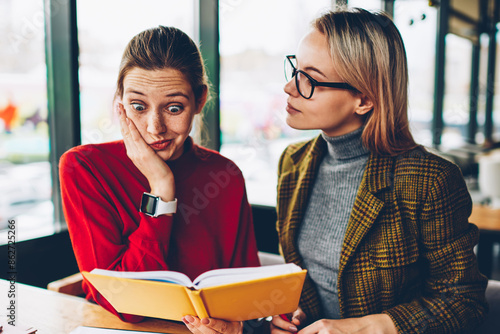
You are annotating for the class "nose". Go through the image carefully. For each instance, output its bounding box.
[146,109,167,135]
[284,77,299,97]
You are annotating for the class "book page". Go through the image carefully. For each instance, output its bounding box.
[193,263,302,288]
[89,268,194,287]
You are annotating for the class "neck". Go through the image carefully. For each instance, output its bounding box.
[321,127,369,161]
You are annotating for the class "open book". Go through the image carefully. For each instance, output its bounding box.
[83,263,306,322]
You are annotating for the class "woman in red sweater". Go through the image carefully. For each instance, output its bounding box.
[59,26,260,323]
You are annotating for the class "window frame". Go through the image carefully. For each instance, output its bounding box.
[45,0,81,232]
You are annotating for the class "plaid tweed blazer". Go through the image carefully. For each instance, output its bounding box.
[276,135,488,333]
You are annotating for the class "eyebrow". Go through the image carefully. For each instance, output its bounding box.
[124,89,190,99]
[125,89,145,96]
[303,66,328,79]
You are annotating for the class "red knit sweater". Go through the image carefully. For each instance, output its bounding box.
[59,138,260,322]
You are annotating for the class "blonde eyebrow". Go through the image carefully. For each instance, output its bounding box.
[303,66,327,78]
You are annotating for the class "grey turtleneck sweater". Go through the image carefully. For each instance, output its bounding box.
[297,127,370,319]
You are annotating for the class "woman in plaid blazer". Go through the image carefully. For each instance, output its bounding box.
[270,8,488,334]
[185,7,488,334]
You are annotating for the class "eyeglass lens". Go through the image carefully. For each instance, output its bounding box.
[296,72,313,98]
[284,57,295,82]
[285,57,313,99]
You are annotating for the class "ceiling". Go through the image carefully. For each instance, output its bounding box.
[448,0,498,43]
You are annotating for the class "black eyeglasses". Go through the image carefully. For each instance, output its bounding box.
[284,55,357,99]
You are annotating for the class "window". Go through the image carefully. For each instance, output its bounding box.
[394,2,437,148]
[0,0,53,239]
[219,0,332,206]
[77,0,195,145]
[442,34,473,148]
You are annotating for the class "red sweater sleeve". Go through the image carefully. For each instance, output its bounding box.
[60,150,173,322]
[229,189,260,268]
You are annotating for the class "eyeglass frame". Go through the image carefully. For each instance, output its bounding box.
[285,55,358,99]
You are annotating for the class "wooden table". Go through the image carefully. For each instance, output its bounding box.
[0,279,190,334]
[470,205,500,278]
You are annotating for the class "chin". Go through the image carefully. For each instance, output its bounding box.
[285,117,298,129]
[286,118,309,131]
[157,151,173,161]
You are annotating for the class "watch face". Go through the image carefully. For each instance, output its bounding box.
[140,193,158,215]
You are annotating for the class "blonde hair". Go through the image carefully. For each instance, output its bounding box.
[314,8,417,156]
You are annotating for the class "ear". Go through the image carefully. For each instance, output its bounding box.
[195,86,208,115]
[113,95,125,115]
[354,94,374,116]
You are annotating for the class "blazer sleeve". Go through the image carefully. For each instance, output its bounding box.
[383,162,488,333]
[60,150,175,322]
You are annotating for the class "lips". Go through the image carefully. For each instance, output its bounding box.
[286,103,301,114]
[149,139,172,151]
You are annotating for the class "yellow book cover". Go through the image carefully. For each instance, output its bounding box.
[82,264,306,322]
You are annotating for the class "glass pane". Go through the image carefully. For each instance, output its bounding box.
[0,0,53,239]
[394,2,437,148]
[78,0,195,145]
[220,0,331,206]
[477,24,500,144]
[442,34,472,149]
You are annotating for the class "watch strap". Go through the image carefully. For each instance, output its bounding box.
[156,197,177,215]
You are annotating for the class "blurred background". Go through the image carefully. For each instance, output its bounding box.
[1,0,500,285]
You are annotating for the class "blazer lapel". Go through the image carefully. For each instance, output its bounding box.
[280,135,326,265]
[338,153,395,275]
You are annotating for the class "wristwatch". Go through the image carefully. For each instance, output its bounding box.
[139,192,177,217]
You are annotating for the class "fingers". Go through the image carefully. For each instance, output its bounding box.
[117,103,147,151]
[291,307,307,327]
[296,320,329,334]
[126,113,147,146]
[271,315,298,333]
[202,318,243,334]
[200,318,230,333]
[183,316,241,334]
[117,102,130,139]
[117,102,154,165]
[183,316,216,334]
[270,326,295,334]
[118,103,139,158]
